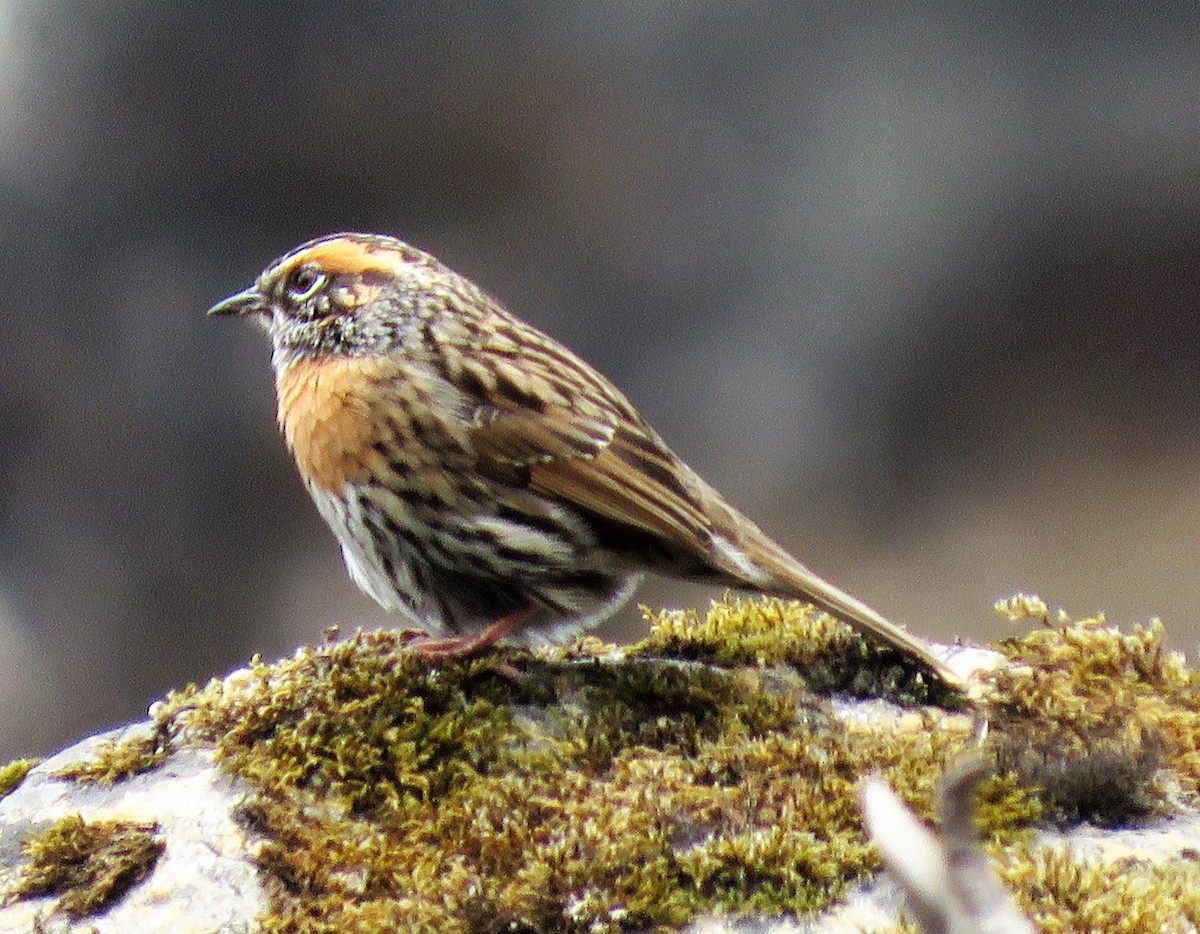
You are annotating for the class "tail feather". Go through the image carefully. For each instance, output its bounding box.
[714,526,962,690]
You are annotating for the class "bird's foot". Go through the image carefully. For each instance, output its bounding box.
[400,605,537,660]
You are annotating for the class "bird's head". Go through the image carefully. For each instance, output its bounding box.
[208,232,479,371]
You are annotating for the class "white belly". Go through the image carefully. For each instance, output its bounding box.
[306,481,437,632]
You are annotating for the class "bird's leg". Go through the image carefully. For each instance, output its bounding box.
[403,604,538,658]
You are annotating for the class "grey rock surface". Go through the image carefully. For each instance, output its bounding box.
[0,723,264,934]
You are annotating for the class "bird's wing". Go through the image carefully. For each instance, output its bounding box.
[462,336,722,556]
[458,328,963,688]
[474,399,717,548]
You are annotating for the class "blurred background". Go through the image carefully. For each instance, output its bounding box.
[3,1,1200,760]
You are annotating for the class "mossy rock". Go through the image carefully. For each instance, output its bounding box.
[2,594,1199,932]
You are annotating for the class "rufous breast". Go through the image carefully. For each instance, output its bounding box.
[275,356,384,493]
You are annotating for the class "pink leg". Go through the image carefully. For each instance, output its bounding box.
[404,604,537,658]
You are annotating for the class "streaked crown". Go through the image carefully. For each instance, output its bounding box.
[207,232,478,367]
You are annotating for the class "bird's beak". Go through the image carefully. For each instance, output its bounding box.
[207,285,264,317]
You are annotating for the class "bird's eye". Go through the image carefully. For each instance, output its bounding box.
[284,266,327,302]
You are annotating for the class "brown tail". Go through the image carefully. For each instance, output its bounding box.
[721,525,963,690]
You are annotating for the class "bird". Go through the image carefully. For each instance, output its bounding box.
[209,232,960,688]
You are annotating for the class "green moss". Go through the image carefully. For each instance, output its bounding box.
[639,595,960,705]
[0,758,39,800]
[138,599,978,932]
[85,592,1200,931]
[997,844,1200,933]
[5,814,163,919]
[985,597,1200,824]
[52,726,171,784]
[971,771,1044,845]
